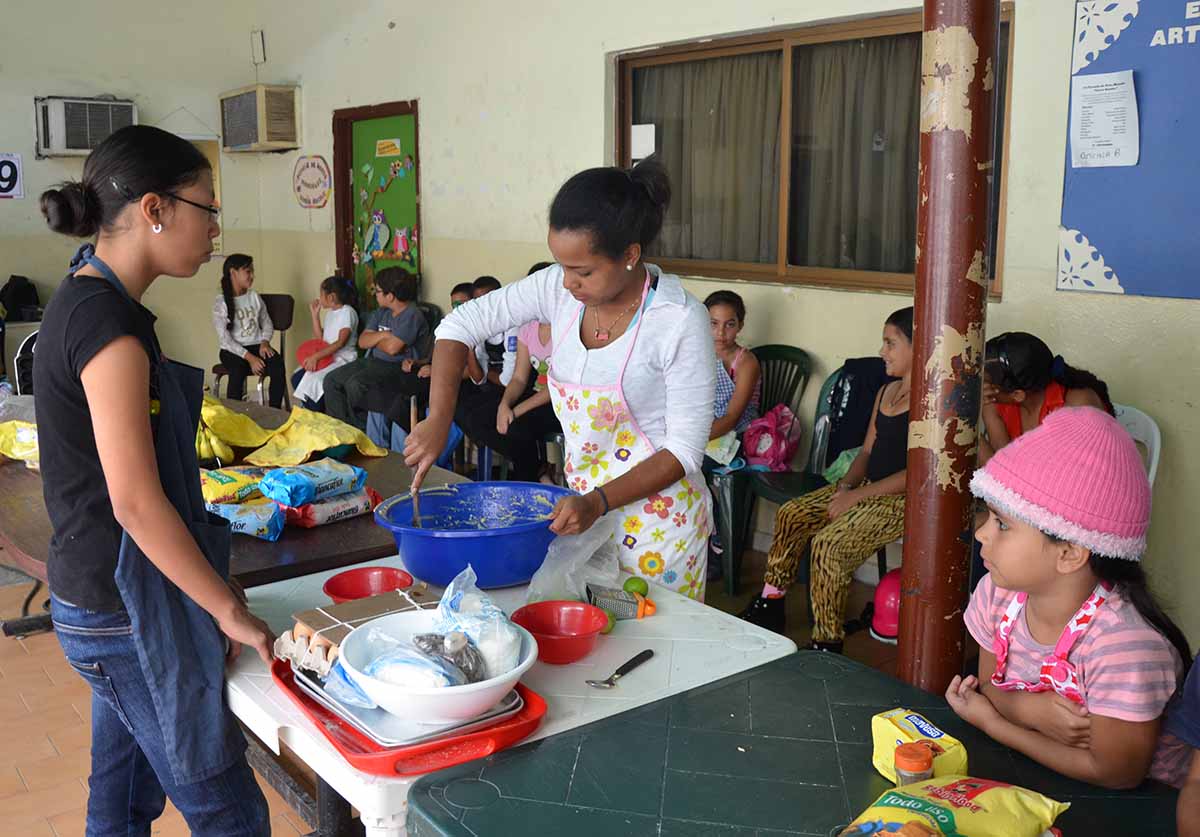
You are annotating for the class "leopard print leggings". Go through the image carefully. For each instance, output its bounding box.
[764,484,906,642]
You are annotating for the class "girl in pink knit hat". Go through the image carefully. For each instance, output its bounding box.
[946,406,1193,790]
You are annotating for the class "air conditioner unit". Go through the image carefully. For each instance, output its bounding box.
[34,96,138,158]
[220,84,300,152]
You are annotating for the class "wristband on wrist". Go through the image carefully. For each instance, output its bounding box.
[592,486,610,515]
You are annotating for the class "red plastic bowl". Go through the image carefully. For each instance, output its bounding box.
[510,601,609,665]
[323,567,414,604]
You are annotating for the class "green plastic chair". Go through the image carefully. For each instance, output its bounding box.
[709,345,813,596]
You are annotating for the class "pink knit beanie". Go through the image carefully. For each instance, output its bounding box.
[970,407,1150,560]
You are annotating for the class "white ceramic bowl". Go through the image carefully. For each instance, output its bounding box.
[339,610,538,723]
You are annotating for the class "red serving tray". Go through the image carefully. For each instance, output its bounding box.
[270,659,546,776]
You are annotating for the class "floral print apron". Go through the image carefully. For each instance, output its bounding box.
[548,278,712,600]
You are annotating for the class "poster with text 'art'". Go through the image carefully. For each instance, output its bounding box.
[1059,1,1200,299]
[352,113,419,307]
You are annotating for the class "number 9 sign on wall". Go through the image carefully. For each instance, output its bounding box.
[0,153,23,199]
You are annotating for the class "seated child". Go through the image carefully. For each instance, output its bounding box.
[452,273,521,460]
[382,281,475,435]
[741,307,913,648]
[706,290,761,440]
[463,318,559,481]
[1170,665,1200,835]
[212,253,287,407]
[466,275,517,391]
[948,406,1192,790]
[980,331,1112,464]
[324,267,427,430]
[291,275,359,410]
[971,331,1116,589]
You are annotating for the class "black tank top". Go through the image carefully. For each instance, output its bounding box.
[866,408,910,483]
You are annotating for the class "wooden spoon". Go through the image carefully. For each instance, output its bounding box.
[410,395,422,528]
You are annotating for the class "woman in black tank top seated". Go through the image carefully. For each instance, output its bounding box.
[742,307,913,652]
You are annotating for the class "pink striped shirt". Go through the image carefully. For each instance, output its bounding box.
[966,573,1190,787]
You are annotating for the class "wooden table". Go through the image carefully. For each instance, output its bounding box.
[0,400,465,592]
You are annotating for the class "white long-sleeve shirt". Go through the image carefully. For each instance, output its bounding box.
[212,290,275,357]
[435,264,715,475]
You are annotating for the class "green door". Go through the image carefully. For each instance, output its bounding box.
[351,113,420,306]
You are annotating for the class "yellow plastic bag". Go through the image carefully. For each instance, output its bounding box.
[0,420,39,466]
[200,466,271,505]
[200,396,284,449]
[839,775,1068,837]
[872,708,969,783]
[244,407,386,467]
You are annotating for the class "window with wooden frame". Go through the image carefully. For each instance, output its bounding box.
[616,8,1014,295]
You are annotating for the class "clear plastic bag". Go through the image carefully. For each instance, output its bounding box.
[434,566,522,680]
[0,394,35,425]
[323,627,467,709]
[324,658,376,708]
[413,632,488,683]
[526,516,621,604]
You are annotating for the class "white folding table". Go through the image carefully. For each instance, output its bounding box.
[227,556,796,836]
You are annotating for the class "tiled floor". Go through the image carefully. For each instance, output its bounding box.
[0,582,310,836]
[0,552,896,835]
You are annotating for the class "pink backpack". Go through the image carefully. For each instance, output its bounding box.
[742,404,802,471]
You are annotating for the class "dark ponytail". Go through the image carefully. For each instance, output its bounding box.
[1057,361,1115,415]
[40,125,210,239]
[220,254,253,332]
[986,332,1113,413]
[548,156,672,260]
[320,275,359,309]
[1089,555,1193,675]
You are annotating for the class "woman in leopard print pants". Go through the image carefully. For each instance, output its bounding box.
[741,307,913,652]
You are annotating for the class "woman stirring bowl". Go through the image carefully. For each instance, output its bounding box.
[405,160,717,599]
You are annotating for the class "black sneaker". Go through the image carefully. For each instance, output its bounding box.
[739,595,786,634]
[802,639,844,654]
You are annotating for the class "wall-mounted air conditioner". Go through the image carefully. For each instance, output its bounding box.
[219,84,300,152]
[35,96,138,158]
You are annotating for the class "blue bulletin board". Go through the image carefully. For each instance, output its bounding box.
[1059,0,1200,298]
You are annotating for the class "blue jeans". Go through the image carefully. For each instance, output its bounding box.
[50,596,270,837]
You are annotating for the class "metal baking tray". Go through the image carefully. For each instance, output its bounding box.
[290,663,523,748]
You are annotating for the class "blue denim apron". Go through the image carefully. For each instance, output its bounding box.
[70,245,246,785]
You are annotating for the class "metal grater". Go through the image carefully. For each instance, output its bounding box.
[586,584,642,620]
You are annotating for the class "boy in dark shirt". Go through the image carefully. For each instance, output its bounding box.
[324,268,427,430]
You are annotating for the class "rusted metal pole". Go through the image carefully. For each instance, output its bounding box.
[898,0,1000,692]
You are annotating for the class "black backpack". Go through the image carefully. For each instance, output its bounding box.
[0,275,40,322]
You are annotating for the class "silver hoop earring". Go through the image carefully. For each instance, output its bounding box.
[151,223,163,234]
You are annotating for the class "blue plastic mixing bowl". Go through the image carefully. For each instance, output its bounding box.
[374,481,575,588]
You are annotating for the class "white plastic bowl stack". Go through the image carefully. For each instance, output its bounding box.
[338,610,538,723]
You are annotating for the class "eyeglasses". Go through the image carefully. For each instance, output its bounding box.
[166,192,220,221]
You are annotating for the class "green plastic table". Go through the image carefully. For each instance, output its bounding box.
[406,651,1177,836]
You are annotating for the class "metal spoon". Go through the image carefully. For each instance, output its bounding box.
[409,395,422,528]
[586,649,654,689]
